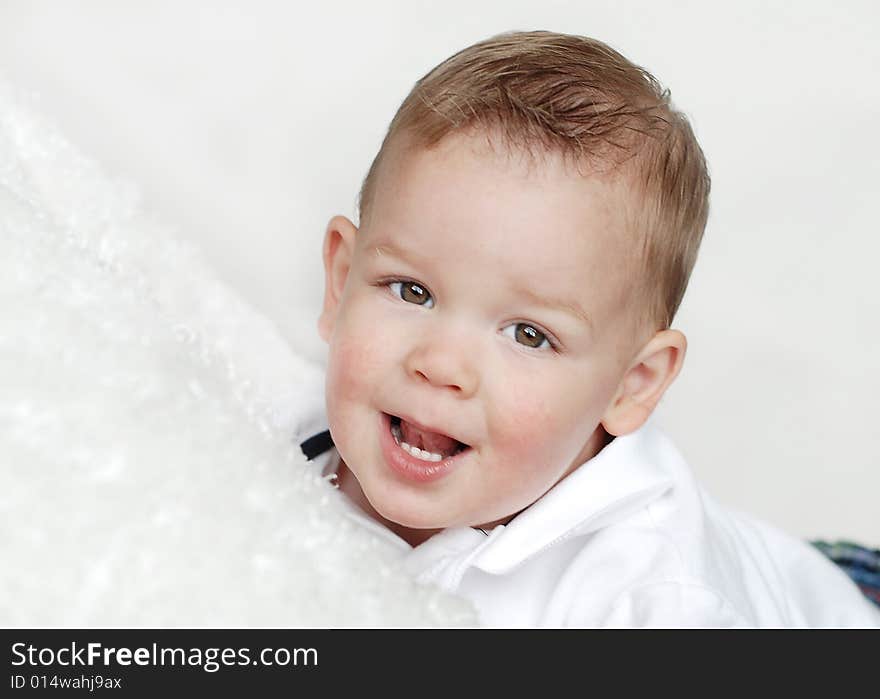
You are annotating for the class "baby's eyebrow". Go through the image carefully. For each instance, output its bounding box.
[370,240,412,261]
[511,282,594,330]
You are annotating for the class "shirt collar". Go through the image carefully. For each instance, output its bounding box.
[468,417,674,575]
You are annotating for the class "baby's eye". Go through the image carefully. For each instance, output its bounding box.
[389,281,434,308]
[502,323,552,350]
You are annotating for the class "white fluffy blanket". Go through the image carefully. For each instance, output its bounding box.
[0,81,475,627]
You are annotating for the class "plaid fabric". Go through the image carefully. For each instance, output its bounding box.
[811,539,880,608]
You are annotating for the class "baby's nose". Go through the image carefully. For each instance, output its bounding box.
[404,337,478,398]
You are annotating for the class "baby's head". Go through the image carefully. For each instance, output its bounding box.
[317,31,710,542]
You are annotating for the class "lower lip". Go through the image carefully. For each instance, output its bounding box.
[379,412,467,484]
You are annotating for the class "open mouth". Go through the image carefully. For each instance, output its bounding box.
[388,414,470,463]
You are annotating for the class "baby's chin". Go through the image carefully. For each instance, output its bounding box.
[365,487,514,532]
[364,491,453,530]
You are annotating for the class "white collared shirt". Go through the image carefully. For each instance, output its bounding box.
[293,400,880,627]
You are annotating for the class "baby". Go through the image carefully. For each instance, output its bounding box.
[298,30,880,627]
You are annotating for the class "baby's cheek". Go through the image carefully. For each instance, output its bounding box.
[494,389,555,458]
[326,344,367,417]
[328,323,386,394]
[491,374,586,472]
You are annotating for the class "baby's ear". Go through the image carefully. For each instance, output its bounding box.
[601,329,687,436]
[317,215,359,343]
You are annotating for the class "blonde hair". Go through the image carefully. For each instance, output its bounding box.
[358,30,711,331]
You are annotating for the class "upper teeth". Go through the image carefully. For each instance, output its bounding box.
[391,422,445,462]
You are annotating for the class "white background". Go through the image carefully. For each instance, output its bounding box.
[1,0,877,542]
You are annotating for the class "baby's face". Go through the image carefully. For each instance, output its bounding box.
[320,132,643,532]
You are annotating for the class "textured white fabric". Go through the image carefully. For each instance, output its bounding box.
[0,81,476,627]
[307,413,880,628]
